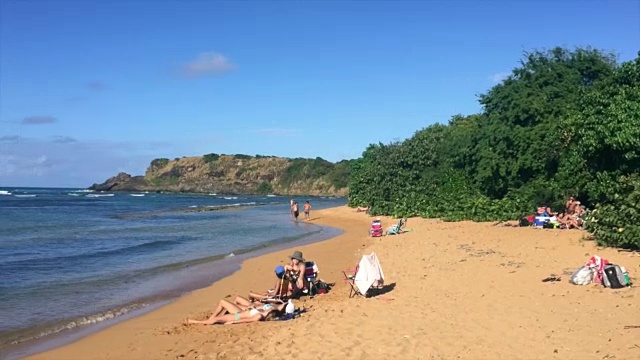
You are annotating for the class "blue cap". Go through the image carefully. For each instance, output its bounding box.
[275,265,285,278]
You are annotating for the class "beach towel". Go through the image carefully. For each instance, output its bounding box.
[585,255,609,284]
[354,252,385,295]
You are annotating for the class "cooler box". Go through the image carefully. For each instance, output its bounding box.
[534,216,550,227]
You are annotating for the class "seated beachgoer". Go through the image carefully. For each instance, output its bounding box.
[248,265,292,303]
[187,300,285,325]
[565,197,576,213]
[536,206,550,217]
[285,251,307,294]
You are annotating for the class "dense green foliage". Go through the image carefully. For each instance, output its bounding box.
[233,154,253,160]
[256,181,274,194]
[281,157,352,189]
[150,158,170,168]
[348,47,640,248]
[203,153,220,163]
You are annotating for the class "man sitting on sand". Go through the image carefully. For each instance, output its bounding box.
[187,298,285,325]
[247,265,294,302]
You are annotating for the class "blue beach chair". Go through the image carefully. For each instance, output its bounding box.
[386,218,407,235]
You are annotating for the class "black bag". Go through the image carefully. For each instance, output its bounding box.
[602,264,627,289]
[314,280,332,294]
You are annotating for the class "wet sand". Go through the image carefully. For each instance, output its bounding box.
[27,206,640,359]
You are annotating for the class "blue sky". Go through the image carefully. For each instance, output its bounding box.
[1,0,638,187]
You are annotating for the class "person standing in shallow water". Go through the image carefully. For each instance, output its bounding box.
[303,200,311,220]
[290,199,294,218]
[292,202,299,221]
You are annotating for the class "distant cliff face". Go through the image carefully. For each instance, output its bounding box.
[89,154,351,196]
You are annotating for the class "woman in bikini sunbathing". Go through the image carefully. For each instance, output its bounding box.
[187,298,285,325]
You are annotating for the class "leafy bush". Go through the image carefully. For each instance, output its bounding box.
[203,153,220,163]
[256,181,274,194]
[150,158,170,168]
[233,154,253,160]
[585,175,640,249]
[348,47,640,248]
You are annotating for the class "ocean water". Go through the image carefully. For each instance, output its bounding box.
[0,187,345,357]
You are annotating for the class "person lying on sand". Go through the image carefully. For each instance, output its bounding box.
[187,300,285,325]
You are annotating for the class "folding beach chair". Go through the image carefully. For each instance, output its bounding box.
[370,219,383,237]
[302,261,320,296]
[342,252,385,298]
[386,218,407,235]
[342,265,360,298]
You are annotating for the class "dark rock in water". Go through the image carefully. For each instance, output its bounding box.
[88,172,150,191]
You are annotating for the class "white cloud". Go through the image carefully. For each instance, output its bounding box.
[489,71,510,84]
[255,128,301,136]
[182,52,237,78]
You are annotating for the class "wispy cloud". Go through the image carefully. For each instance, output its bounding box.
[65,96,87,103]
[181,52,237,78]
[21,115,57,125]
[0,135,24,143]
[51,136,78,144]
[86,81,106,92]
[255,128,301,136]
[489,71,510,84]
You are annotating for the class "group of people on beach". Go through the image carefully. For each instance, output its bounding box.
[187,250,313,325]
[290,199,311,221]
[533,196,587,229]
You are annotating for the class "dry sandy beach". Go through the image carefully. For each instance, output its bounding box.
[27,206,640,360]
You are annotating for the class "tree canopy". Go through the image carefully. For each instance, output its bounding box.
[348,47,640,248]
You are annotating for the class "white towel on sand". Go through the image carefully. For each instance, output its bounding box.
[354,252,385,295]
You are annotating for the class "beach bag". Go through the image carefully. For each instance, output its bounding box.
[569,265,594,285]
[314,280,330,294]
[602,264,629,289]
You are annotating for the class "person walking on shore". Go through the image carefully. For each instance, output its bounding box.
[303,200,311,220]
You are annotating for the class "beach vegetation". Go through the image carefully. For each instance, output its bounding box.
[150,158,170,168]
[348,47,640,248]
[203,153,220,163]
[256,181,274,194]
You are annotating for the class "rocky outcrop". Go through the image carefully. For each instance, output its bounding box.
[89,154,351,196]
[89,172,151,192]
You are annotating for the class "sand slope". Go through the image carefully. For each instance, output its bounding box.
[28,206,640,360]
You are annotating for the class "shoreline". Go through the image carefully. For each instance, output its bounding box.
[22,206,640,359]
[4,218,343,360]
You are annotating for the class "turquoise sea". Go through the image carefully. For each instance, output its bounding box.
[0,187,345,358]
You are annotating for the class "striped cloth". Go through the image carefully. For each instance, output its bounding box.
[584,255,609,284]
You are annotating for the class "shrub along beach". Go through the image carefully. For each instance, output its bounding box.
[349,47,640,249]
[24,47,640,360]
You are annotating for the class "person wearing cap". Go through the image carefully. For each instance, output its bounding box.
[248,265,291,302]
[285,250,306,292]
